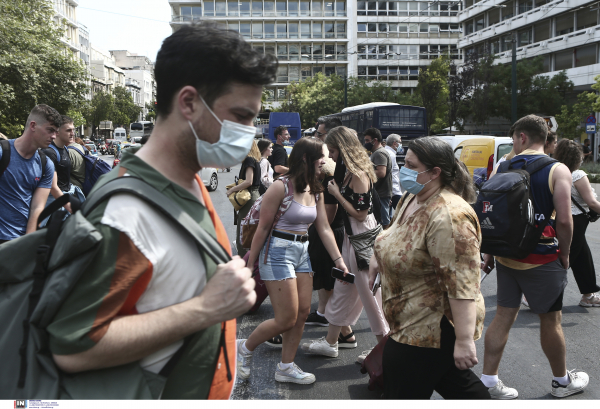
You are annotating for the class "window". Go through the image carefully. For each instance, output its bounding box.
[252,1,263,16]
[325,22,335,38]
[289,44,300,60]
[313,0,323,16]
[313,66,323,75]
[324,1,334,16]
[475,17,484,32]
[577,9,597,30]
[289,1,299,16]
[265,45,275,56]
[313,22,323,38]
[518,0,533,14]
[277,22,287,38]
[325,66,336,76]
[301,44,311,60]
[278,44,288,60]
[466,21,474,35]
[419,2,428,16]
[489,8,500,26]
[277,88,287,100]
[325,44,335,59]
[379,23,387,32]
[518,28,532,46]
[301,66,311,79]
[534,21,550,42]
[240,1,250,16]
[336,23,346,38]
[276,1,287,16]
[358,23,367,32]
[228,1,238,16]
[289,22,299,38]
[398,2,407,16]
[409,2,418,16]
[357,1,366,15]
[554,49,573,70]
[368,1,377,16]
[389,23,398,32]
[252,22,263,38]
[290,66,300,81]
[388,1,397,16]
[264,1,275,16]
[336,66,346,77]
[420,23,429,33]
[229,22,239,32]
[215,1,226,16]
[378,1,387,16]
[301,22,311,38]
[300,1,310,16]
[265,23,275,38]
[368,23,377,32]
[337,44,346,60]
[556,13,574,35]
[313,44,323,59]
[575,45,597,67]
[502,1,514,20]
[277,66,288,82]
[204,1,215,16]
[336,1,345,16]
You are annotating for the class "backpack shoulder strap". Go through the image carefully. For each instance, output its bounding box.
[37,149,47,180]
[0,139,11,178]
[523,156,558,177]
[47,144,60,161]
[571,195,588,214]
[81,177,230,265]
[67,145,85,157]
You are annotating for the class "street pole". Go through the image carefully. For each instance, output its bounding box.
[344,75,348,108]
[511,35,517,124]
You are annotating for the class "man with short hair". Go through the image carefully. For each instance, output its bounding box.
[0,104,58,243]
[67,133,87,192]
[364,127,392,228]
[268,125,289,179]
[48,23,275,398]
[582,138,592,162]
[481,115,589,399]
[384,134,402,216]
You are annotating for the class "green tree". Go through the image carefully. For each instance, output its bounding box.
[111,86,141,127]
[416,57,450,135]
[0,0,87,137]
[66,109,86,128]
[85,91,114,137]
[556,92,598,140]
[145,100,157,121]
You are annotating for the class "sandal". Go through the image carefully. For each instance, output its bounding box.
[265,334,283,348]
[337,331,357,349]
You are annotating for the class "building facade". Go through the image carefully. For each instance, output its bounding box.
[458,0,600,91]
[90,46,126,96]
[124,70,156,121]
[53,0,80,60]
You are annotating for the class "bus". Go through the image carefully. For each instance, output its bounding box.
[130,121,154,139]
[266,112,301,144]
[323,102,427,165]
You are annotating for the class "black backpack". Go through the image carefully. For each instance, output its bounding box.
[0,139,48,180]
[473,156,557,259]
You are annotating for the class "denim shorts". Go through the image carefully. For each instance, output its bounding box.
[258,231,313,281]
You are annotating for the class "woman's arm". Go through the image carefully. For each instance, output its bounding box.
[448,299,478,370]
[314,197,350,276]
[574,176,600,214]
[368,254,379,291]
[246,181,285,268]
[226,167,253,196]
[327,174,369,222]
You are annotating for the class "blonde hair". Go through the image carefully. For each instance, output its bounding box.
[325,126,376,184]
[247,140,261,162]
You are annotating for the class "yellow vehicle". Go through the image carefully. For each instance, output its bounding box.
[454,137,513,185]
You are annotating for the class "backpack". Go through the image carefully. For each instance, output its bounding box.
[0,177,231,399]
[472,156,557,259]
[0,139,48,180]
[67,145,112,195]
[239,176,295,258]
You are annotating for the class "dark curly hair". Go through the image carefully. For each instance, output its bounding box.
[27,104,62,128]
[554,139,583,173]
[154,23,277,117]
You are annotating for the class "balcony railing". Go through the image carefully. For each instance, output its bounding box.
[171,11,347,22]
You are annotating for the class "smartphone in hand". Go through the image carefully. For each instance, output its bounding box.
[331,267,355,284]
[371,273,381,296]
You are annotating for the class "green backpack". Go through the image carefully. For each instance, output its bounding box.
[0,177,231,399]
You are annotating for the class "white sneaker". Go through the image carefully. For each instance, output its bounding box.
[579,293,600,307]
[301,337,338,357]
[488,379,518,399]
[356,349,373,364]
[274,362,316,384]
[521,295,529,308]
[236,339,253,380]
[551,370,589,398]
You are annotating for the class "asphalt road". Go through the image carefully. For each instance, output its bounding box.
[100,157,600,400]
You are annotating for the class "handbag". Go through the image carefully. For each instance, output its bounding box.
[571,196,599,222]
[340,179,383,271]
[359,334,389,391]
[226,177,251,211]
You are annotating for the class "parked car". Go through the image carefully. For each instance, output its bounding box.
[454,136,513,187]
[85,143,99,156]
[198,167,218,191]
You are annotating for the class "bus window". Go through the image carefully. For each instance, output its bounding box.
[378,108,425,129]
[365,110,373,129]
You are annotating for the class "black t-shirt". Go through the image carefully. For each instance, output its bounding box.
[42,142,71,191]
[322,176,344,228]
[240,157,261,187]
[268,144,289,179]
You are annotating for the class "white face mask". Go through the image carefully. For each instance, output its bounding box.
[188,97,257,168]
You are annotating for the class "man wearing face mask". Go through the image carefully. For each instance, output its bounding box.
[269,125,290,179]
[383,134,403,217]
[364,128,393,228]
[46,23,277,399]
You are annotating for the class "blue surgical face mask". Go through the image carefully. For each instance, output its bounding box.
[400,166,432,195]
[188,97,257,168]
[396,144,403,154]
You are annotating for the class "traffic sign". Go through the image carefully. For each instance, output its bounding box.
[587,124,596,134]
[586,115,596,124]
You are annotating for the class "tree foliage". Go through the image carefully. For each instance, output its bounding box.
[111,86,141,127]
[555,92,598,140]
[0,0,87,137]
[145,100,156,121]
[417,57,450,134]
[85,91,114,136]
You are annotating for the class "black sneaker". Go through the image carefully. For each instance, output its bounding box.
[265,334,283,348]
[305,311,329,326]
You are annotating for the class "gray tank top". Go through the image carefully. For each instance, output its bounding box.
[275,200,317,232]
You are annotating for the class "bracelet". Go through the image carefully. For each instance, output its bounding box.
[340,200,347,207]
[333,256,342,263]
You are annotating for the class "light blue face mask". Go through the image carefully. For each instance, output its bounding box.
[188,97,257,168]
[396,144,403,154]
[399,166,432,195]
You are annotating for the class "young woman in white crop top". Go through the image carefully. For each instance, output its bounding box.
[238,137,349,385]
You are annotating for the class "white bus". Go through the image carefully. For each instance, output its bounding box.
[130,121,154,139]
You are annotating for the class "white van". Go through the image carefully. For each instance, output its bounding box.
[113,127,127,142]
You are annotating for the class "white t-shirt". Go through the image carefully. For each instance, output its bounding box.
[384,145,402,196]
[571,170,596,215]
[260,158,274,189]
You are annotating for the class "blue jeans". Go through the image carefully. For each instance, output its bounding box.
[380,196,391,226]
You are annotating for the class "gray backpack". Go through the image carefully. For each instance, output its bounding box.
[0,177,230,399]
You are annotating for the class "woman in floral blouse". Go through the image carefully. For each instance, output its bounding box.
[302,126,389,360]
[369,137,490,399]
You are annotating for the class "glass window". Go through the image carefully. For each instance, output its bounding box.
[325,66,336,76]
[489,8,500,26]
[289,66,300,81]
[301,22,311,38]
[337,44,346,60]
[325,1,334,16]
[313,44,323,59]
[301,44,311,59]
[420,23,429,33]
[430,24,439,33]
[265,45,276,56]
[265,23,275,38]
[252,1,263,16]
[277,88,287,100]
[336,23,346,38]
[240,1,250,16]
[466,21,474,35]
[289,1,299,16]
[368,23,377,32]
[289,22,299,38]
[379,23,387,32]
[388,1,398,16]
[518,0,533,14]
[336,1,345,16]
[325,44,335,59]
[358,0,367,15]
[325,22,335,38]
[336,66,346,77]
[389,23,398,32]
[204,1,215,16]
[399,23,408,32]
[409,23,418,33]
[430,2,439,16]
[301,66,312,79]
[313,22,323,38]
[278,44,288,60]
[228,1,239,16]
[535,21,550,42]
[378,1,387,16]
[277,22,287,38]
[313,66,323,75]
[575,44,597,67]
[502,1,514,20]
[518,28,532,46]
[409,3,418,16]
[300,1,310,16]
[276,1,287,16]
[264,1,275,16]
[398,2,407,16]
[289,44,300,60]
[215,0,226,16]
[367,1,377,15]
[253,44,264,54]
[252,22,263,38]
[475,17,484,32]
[419,2,428,16]
[556,13,574,35]
[313,0,323,16]
[358,23,367,32]
[358,66,367,76]
[554,49,573,70]
[277,66,288,82]
[577,9,597,30]
[229,22,239,32]
[240,23,251,38]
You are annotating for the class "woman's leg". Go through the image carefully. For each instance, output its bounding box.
[281,272,313,363]
[245,278,299,351]
[235,193,258,257]
[570,215,600,295]
[355,267,390,338]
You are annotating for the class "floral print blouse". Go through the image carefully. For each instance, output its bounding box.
[374,188,485,349]
[340,176,373,213]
